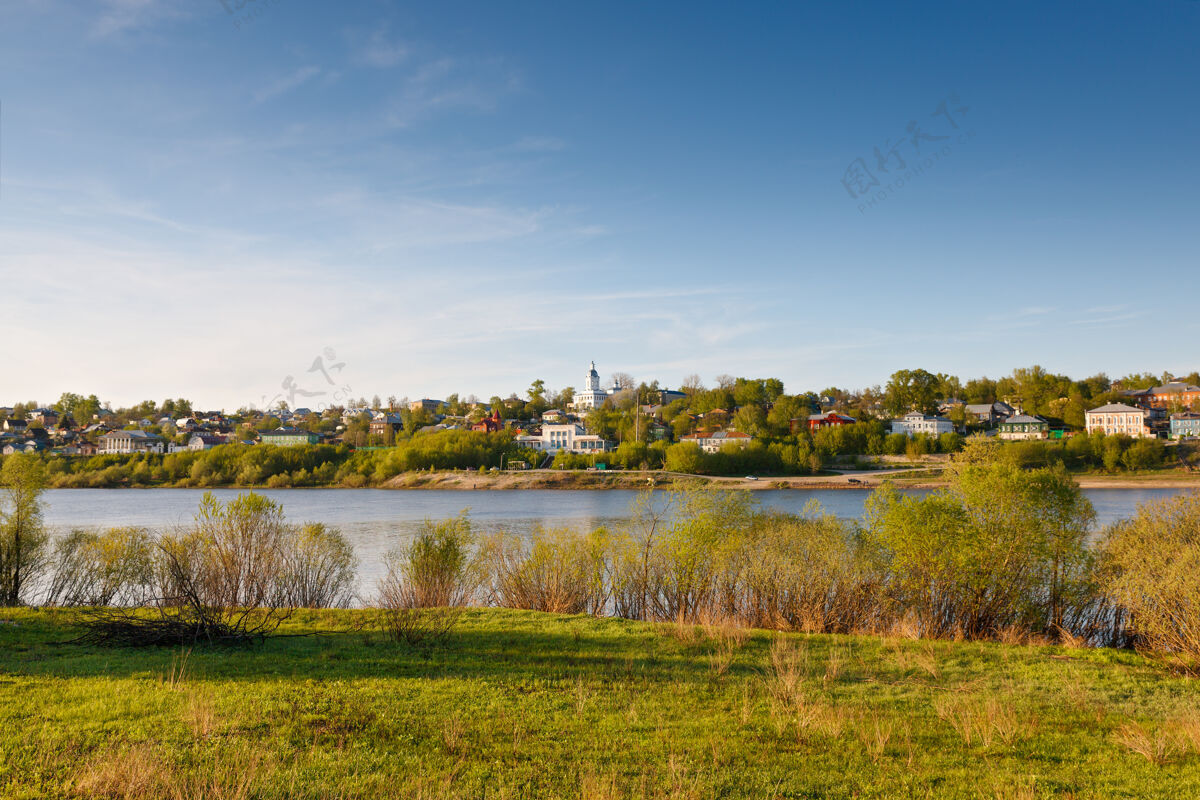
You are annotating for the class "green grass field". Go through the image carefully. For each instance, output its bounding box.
[4,608,1200,799]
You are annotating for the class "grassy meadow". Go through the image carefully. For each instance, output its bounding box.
[4,608,1200,799]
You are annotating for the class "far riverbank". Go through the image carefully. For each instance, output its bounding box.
[378,468,1200,492]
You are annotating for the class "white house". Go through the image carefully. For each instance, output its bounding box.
[679,430,753,454]
[515,423,612,454]
[891,412,955,437]
[188,434,225,451]
[571,361,610,412]
[99,430,165,454]
[1086,403,1152,438]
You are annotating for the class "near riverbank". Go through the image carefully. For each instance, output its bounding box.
[5,607,1200,799]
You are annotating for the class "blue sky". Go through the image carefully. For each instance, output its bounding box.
[2,0,1198,410]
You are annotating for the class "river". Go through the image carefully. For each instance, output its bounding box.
[39,487,1195,596]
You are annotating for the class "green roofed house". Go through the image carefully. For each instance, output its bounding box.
[997,414,1049,440]
[259,427,320,447]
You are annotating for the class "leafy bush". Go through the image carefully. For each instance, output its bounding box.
[1101,493,1200,670]
[734,505,875,633]
[44,527,154,606]
[862,445,1099,640]
[79,493,299,646]
[280,523,358,608]
[482,527,609,614]
[378,514,479,645]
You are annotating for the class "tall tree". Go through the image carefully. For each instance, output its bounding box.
[680,374,705,395]
[884,369,941,415]
[0,454,48,606]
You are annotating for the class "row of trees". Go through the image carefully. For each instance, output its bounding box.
[11,363,1198,433]
[7,426,1176,492]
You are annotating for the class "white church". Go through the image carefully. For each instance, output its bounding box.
[571,360,613,412]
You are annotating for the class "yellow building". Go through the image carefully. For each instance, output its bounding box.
[1085,403,1152,438]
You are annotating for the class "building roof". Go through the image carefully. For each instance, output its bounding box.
[102,429,162,440]
[1003,414,1046,425]
[1087,403,1146,414]
[684,430,751,440]
[261,427,315,437]
[808,412,856,422]
[190,434,225,444]
[1149,382,1200,395]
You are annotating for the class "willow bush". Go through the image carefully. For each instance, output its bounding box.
[77,493,357,646]
[280,522,358,608]
[378,513,481,645]
[1100,493,1200,670]
[861,438,1103,641]
[45,527,154,607]
[481,527,610,614]
[0,454,49,606]
[733,506,878,634]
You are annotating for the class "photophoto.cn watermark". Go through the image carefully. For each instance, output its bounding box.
[215,0,286,31]
[841,94,976,213]
[251,347,353,414]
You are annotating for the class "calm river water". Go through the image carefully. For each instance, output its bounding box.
[39,487,1196,596]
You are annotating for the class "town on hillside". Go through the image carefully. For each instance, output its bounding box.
[1,364,1198,466]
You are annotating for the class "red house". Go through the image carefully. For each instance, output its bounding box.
[471,410,504,433]
[806,412,856,432]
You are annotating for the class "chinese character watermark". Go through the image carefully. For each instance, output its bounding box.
[841,94,975,213]
[251,347,353,414]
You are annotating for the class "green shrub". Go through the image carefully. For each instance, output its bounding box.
[280,523,358,609]
[1101,493,1200,670]
[44,527,154,606]
[862,448,1097,639]
[482,527,609,614]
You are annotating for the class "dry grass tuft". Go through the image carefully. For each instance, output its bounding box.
[935,694,1030,748]
[858,713,893,763]
[659,616,701,645]
[157,648,192,689]
[1114,720,1177,766]
[184,690,217,739]
[766,638,807,710]
[997,624,1032,647]
[889,612,924,641]
[1054,625,1088,649]
[74,742,264,800]
[74,744,164,799]
[912,642,940,678]
[1169,711,1200,755]
[822,646,845,688]
[580,769,621,800]
[441,717,467,756]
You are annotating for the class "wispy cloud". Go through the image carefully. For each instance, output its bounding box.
[253,65,322,104]
[1069,312,1140,326]
[91,0,185,39]
[384,58,521,127]
[354,27,408,68]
